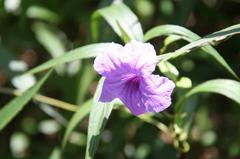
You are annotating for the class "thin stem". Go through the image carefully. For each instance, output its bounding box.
[139,115,170,134]
[0,87,78,112]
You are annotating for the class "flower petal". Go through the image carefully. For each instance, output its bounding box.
[93,43,123,77]
[118,75,175,115]
[99,78,122,102]
[118,78,147,115]
[93,41,158,79]
[120,91,147,115]
[123,40,157,75]
[94,41,175,116]
[140,75,175,113]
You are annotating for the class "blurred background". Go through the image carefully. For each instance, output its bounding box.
[0,0,240,159]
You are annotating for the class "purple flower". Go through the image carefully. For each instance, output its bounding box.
[94,41,175,115]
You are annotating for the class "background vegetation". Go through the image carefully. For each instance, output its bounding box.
[0,0,240,159]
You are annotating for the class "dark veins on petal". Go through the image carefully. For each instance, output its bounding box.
[125,76,140,93]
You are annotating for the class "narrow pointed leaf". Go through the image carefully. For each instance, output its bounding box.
[33,22,67,74]
[175,79,240,134]
[77,63,97,104]
[92,3,143,42]
[0,70,52,131]
[145,24,239,79]
[33,22,66,58]
[144,25,199,42]
[176,79,240,113]
[185,79,240,104]
[62,99,92,150]
[27,6,60,23]
[85,78,114,159]
[25,43,110,75]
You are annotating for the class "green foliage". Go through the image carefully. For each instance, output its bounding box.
[85,78,114,159]
[145,24,239,79]
[0,70,52,131]
[175,79,240,137]
[25,43,110,75]
[0,0,240,159]
[185,79,240,105]
[62,99,92,150]
[49,147,61,159]
[92,3,144,42]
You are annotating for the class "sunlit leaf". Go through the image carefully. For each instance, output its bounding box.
[160,35,182,53]
[175,79,240,137]
[49,147,61,159]
[185,79,240,105]
[33,22,66,58]
[27,6,59,23]
[92,3,143,42]
[176,79,240,112]
[145,24,239,79]
[76,63,97,104]
[62,99,92,150]
[116,20,131,43]
[158,61,179,81]
[25,43,110,75]
[33,22,67,74]
[144,24,199,42]
[176,77,192,88]
[172,24,240,57]
[85,78,114,159]
[0,70,52,131]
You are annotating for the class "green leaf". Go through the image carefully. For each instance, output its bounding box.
[144,25,240,79]
[24,43,110,75]
[27,6,60,23]
[116,20,131,43]
[92,3,143,42]
[160,35,182,53]
[144,24,199,42]
[185,79,240,105]
[171,24,240,57]
[33,22,67,74]
[0,70,52,131]
[175,79,240,136]
[158,61,179,81]
[76,63,96,104]
[145,24,239,79]
[49,147,61,159]
[176,77,192,88]
[62,99,92,150]
[85,78,114,159]
[176,79,240,112]
[33,22,66,58]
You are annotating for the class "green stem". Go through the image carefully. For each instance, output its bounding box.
[0,87,78,112]
[139,115,170,134]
